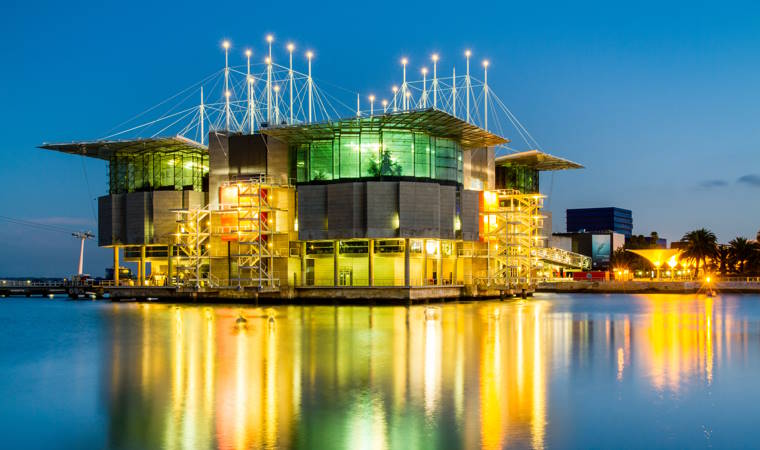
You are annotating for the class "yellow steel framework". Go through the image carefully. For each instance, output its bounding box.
[216,175,289,290]
[173,206,212,287]
[480,189,544,288]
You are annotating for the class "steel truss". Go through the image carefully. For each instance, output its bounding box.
[480,189,544,288]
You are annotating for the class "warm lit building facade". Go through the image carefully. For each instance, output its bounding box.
[43,109,583,299]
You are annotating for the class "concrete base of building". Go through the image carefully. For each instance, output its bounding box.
[105,284,530,304]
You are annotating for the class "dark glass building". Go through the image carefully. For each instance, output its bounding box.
[566,207,633,238]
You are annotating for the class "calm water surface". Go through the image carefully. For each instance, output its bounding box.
[1,293,759,449]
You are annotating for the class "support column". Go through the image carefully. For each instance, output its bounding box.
[113,246,120,286]
[437,246,443,286]
[404,239,410,287]
[368,239,374,287]
[423,242,428,286]
[139,245,146,286]
[300,242,307,287]
[333,241,339,287]
[167,244,173,286]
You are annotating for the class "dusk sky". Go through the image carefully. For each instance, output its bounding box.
[2,0,760,276]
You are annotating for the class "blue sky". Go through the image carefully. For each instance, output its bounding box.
[2,0,760,276]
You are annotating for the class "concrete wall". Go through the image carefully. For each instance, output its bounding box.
[327,182,365,239]
[299,180,472,240]
[266,137,289,185]
[298,185,328,240]
[98,190,204,247]
[366,182,399,238]
[439,185,456,239]
[464,147,493,190]
[207,131,230,209]
[399,182,439,238]
[460,189,480,241]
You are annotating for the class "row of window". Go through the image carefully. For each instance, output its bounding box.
[291,131,464,183]
[108,151,208,194]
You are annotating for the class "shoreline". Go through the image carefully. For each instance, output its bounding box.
[538,280,760,294]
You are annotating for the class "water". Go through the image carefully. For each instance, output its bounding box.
[0,294,758,449]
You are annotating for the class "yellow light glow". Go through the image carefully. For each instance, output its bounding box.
[392,85,398,93]
[306,50,313,59]
[368,94,375,101]
[706,276,711,283]
[273,85,280,92]
[432,53,439,62]
[425,240,439,255]
[225,90,231,98]
[244,49,252,57]
[265,57,271,64]
[286,43,294,52]
[222,40,230,50]
[421,67,428,75]
[401,57,408,65]
[465,49,471,57]
[483,60,489,68]
[266,34,274,43]
[382,100,388,106]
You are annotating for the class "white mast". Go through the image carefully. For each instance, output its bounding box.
[307,51,313,123]
[421,67,428,108]
[356,93,360,117]
[287,43,294,124]
[452,66,457,117]
[465,49,471,123]
[246,49,253,134]
[369,95,375,117]
[382,99,388,114]
[401,58,408,110]
[392,86,398,112]
[276,85,282,124]
[432,53,439,110]
[199,87,204,144]
[483,60,489,131]
[266,34,273,123]
[223,40,230,131]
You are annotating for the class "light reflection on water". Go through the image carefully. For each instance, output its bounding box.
[1,293,759,449]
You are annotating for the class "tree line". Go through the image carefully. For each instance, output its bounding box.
[612,229,760,278]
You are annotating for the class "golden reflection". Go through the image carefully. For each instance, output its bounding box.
[105,294,743,449]
[638,295,718,392]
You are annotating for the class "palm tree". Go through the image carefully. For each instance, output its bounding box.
[729,237,759,274]
[681,228,718,279]
[715,245,731,276]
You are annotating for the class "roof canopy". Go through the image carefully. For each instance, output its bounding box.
[627,249,683,267]
[495,149,583,171]
[39,135,207,160]
[260,108,509,149]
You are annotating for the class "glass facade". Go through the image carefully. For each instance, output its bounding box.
[292,129,463,184]
[108,150,208,194]
[495,164,539,193]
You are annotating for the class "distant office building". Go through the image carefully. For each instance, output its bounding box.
[566,207,633,238]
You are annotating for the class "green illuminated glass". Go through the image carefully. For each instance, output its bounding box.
[309,140,334,181]
[360,132,381,177]
[382,131,414,176]
[338,134,359,178]
[108,150,208,194]
[434,138,459,182]
[414,133,431,178]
